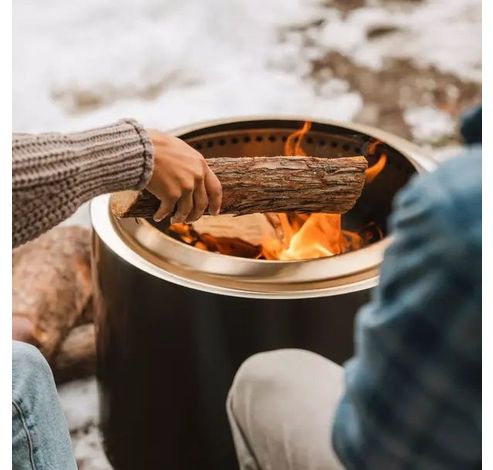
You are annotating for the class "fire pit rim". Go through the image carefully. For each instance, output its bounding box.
[91,195,381,298]
[167,114,438,172]
[91,116,437,298]
[118,216,391,265]
[110,213,392,281]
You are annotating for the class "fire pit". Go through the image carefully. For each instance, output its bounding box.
[91,117,435,469]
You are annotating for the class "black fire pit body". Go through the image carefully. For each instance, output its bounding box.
[91,117,433,470]
[93,244,368,469]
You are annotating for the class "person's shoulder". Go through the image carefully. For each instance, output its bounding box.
[394,147,481,240]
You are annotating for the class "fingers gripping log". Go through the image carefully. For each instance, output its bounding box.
[111,156,368,218]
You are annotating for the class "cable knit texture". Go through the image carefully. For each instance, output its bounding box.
[13,119,154,247]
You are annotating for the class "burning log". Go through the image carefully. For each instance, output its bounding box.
[192,214,280,245]
[111,156,368,219]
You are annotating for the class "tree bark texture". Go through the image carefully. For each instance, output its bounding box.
[12,226,92,359]
[52,323,97,384]
[111,155,368,218]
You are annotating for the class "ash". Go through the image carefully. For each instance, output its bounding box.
[13,0,480,467]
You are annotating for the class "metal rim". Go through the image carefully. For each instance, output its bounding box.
[166,114,437,172]
[91,116,437,298]
[92,195,380,299]
[113,215,390,283]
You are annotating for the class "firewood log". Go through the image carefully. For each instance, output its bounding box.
[111,156,368,219]
[191,214,280,245]
[74,301,94,327]
[52,323,96,384]
[12,227,92,359]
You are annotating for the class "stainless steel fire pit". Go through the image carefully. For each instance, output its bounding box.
[91,116,435,470]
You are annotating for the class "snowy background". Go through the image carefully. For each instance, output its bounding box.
[13,0,481,468]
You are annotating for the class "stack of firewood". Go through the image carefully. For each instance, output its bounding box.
[12,227,96,383]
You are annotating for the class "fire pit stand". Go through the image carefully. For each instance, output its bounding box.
[91,117,435,469]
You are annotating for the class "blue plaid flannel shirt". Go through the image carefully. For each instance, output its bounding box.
[332,107,481,469]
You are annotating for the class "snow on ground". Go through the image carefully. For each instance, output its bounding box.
[13,0,359,135]
[311,0,481,81]
[13,0,481,467]
[13,0,480,134]
[58,377,100,433]
[404,106,456,145]
[58,378,112,469]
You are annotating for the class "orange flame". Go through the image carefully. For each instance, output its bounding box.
[260,122,363,260]
[364,139,387,183]
[365,153,387,183]
[285,121,312,155]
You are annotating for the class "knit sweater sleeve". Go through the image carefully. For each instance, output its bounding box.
[12,119,154,247]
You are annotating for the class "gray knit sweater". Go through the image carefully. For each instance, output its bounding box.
[12,119,154,248]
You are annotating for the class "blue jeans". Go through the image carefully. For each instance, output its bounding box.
[12,341,77,470]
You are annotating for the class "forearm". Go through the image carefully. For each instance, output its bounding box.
[12,119,153,247]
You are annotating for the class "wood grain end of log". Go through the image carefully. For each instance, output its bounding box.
[52,323,97,384]
[111,190,144,217]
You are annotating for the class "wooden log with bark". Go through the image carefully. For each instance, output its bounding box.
[111,155,368,219]
[12,226,92,360]
[52,323,97,384]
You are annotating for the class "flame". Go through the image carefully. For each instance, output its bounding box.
[364,139,387,183]
[262,213,343,260]
[365,153,387,183]
[285,121,312,155]
[167,123,385,260]
[260,122,364,260]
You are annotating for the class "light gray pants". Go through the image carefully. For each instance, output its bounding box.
[227,349,345,470]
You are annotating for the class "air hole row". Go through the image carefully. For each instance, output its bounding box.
[193,136,354,152]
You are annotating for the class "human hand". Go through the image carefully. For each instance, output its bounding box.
[146,131,222,223]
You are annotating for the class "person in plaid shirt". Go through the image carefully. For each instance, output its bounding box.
[227,106,481,469]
